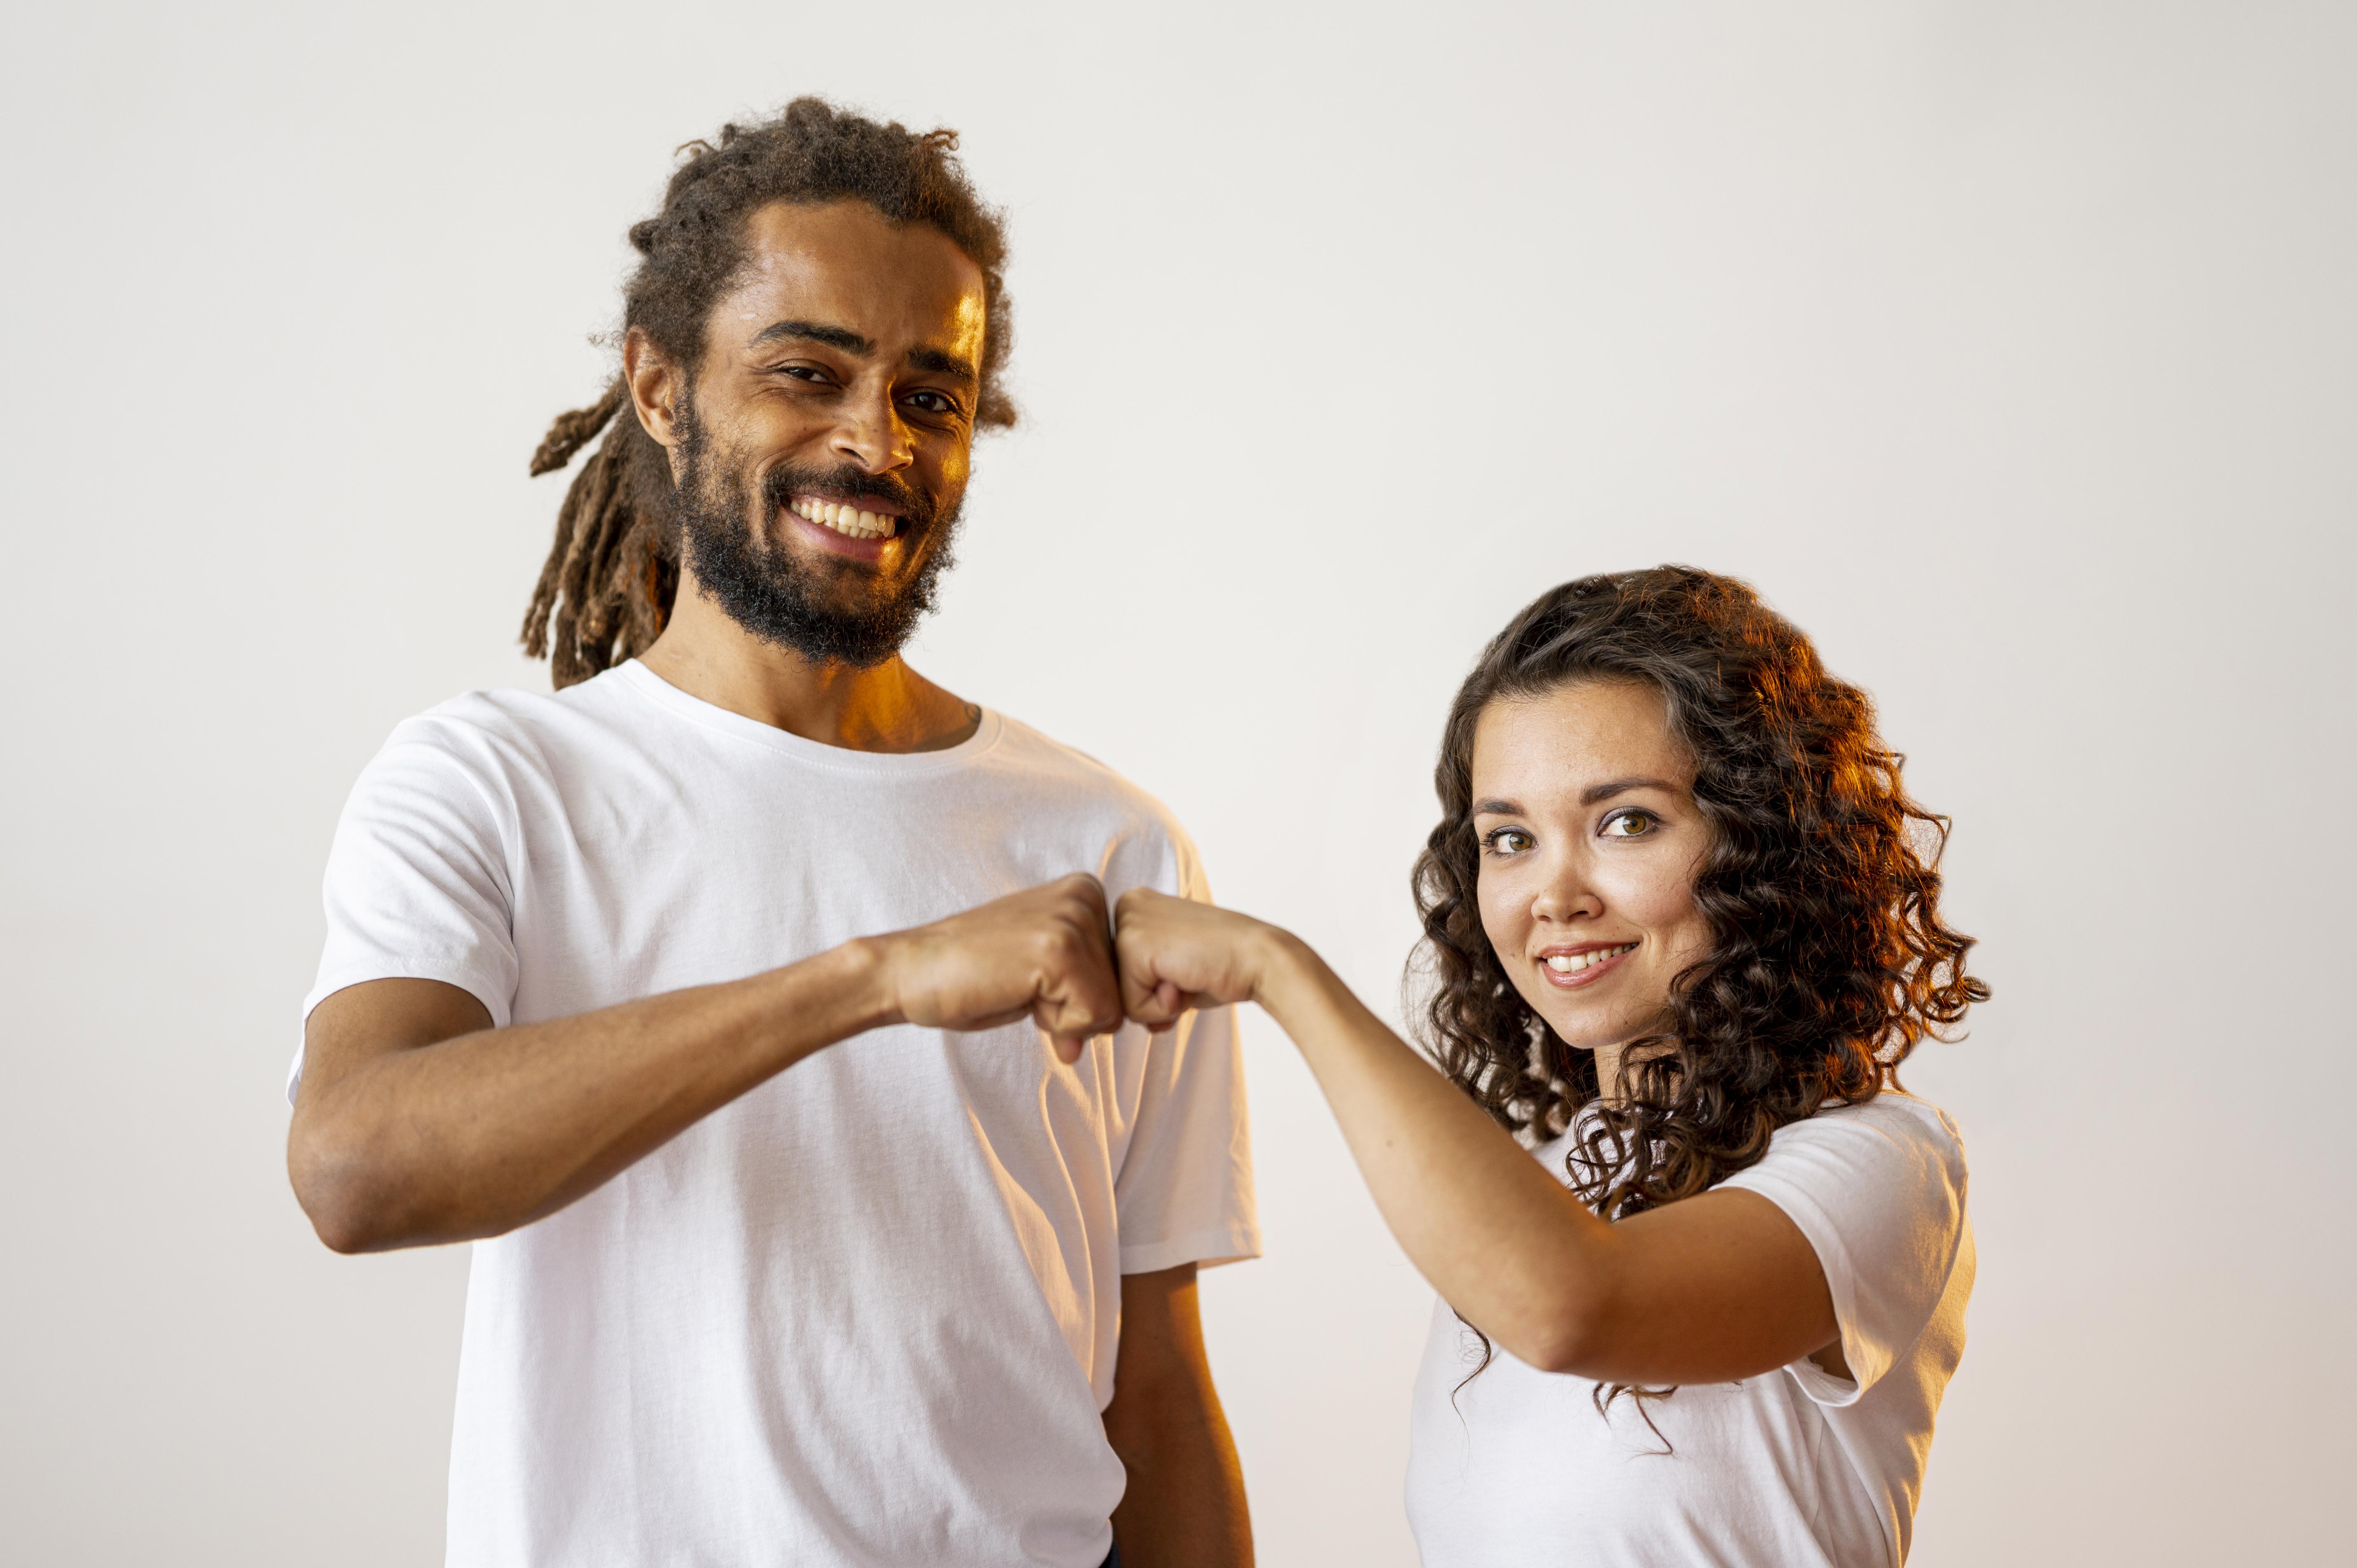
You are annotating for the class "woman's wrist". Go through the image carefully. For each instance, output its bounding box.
[1244,923,1323,1022]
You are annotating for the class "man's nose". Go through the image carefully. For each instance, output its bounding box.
[831,383,914,475]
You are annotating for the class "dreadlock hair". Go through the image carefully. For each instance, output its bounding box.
[1413,566,1987,1428]
[521,97,1017,687]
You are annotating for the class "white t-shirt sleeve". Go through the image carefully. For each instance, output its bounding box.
[1114,1000,1259,1274]
[290,717,520,1100]
[1107,843,1260,1276]
[1719,1096,1969,1406]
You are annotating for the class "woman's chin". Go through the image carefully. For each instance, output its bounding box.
[1540,1020,1613,1057]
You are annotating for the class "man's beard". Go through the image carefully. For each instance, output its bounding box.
[668,404,961,669]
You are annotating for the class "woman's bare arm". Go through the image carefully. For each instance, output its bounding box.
[1114,889,1840,1385]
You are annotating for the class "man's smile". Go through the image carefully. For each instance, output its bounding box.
[779,491,913,565]
[790,492,903,541]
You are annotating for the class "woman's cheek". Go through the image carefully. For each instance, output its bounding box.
[1473,872,1515,958]
[1638,880,1714,974]
[1607,853,1702,936]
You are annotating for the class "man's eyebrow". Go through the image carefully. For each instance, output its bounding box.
[747,321,976,384]
[1580,776,1679,806]
[749,319,873,353]
[907,345,977,381]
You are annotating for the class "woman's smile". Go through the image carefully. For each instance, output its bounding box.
[1537,940,1639,988]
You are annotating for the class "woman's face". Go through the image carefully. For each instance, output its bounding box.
[1472,679,1715,1071]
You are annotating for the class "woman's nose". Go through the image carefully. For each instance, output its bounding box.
[1529,857,1603,924]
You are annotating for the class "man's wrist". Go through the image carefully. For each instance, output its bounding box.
[816,933,905,1037]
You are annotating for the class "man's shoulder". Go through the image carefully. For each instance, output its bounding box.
[980,711,1177,815]
[367,667,643,782]
[978,712,1208,891]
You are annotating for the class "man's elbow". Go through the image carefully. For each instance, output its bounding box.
[306,1208,378,1256]
[287,1116,404,1254]
[293,1182,382,1255]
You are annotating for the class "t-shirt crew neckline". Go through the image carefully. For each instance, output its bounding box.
[614,658,1005,775]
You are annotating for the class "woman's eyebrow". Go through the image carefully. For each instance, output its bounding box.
[1471,798,1521,817]
[1579,775,1678,806]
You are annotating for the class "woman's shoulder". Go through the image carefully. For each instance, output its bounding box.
[1529,1092,1967,1209]
[1724,1089,1969,1224]
[1792,1089,1964,1157]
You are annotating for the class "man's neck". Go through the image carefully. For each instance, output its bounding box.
[635,583,978,755]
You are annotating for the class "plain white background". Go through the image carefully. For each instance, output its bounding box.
[4,2,2351,1563]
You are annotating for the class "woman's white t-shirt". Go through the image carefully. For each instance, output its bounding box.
[1404,1093,1971,1567]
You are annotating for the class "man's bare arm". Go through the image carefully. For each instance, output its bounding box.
[1101,1263,1253,1568]
[287,875,1122,1253]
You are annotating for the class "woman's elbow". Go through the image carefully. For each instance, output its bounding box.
[1504,1321,1596,1376]
[1479,1292,1611,1375]
[1486,1268,1631,1375]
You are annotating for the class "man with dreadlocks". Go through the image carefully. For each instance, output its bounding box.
[285,99,1257,1568]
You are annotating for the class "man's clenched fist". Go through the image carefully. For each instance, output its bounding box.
[871,873,1124,1063]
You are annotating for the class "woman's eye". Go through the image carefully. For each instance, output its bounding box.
[1600,810,1656,838]
[1482,827,1533,856]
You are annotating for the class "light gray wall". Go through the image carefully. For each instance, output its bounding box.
[4,3,2350,1563]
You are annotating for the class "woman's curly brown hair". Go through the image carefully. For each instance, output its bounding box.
[1414,565,1986,1228]
[520,97,1016,687]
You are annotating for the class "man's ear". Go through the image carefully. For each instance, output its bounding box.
[622,328,687,472]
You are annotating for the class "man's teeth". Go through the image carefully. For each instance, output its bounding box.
[1545,942,1637,975]
[792,498,898,539]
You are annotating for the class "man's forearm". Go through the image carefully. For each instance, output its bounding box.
[1108,1400,1253,1568]
[1103,1265,1254,1568]
[289,940,893,1252]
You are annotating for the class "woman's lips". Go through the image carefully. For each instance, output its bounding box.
[1536,940,1638,990]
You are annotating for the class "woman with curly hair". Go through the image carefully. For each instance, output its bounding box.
[1115,565,1985,1566]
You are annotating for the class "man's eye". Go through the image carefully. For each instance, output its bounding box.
[904,391,957,414]
[1600,811,1656,838]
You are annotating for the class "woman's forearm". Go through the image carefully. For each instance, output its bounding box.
[1249,931,1624,1371]
[1111,887,1838,1385]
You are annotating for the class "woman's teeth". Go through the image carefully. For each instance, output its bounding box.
[792,498,898,539]
[1545,942,1636,975]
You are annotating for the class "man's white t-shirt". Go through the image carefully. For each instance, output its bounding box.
[1405,1093,1971,1568]
[296,661,1260,1568]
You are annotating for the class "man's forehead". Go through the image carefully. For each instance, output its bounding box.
[718,200,986,354]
